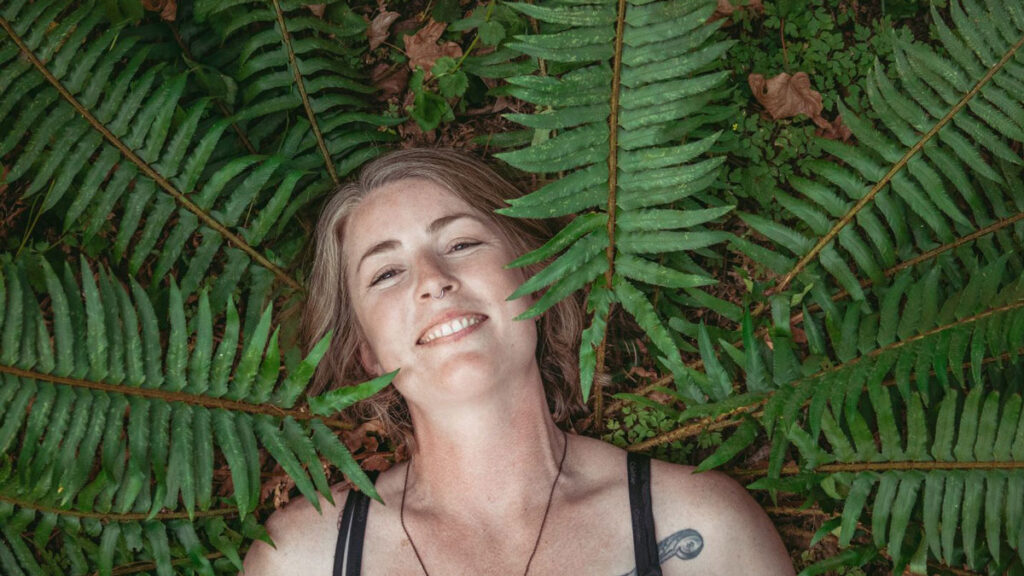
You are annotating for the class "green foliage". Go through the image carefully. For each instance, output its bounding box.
[1,0,1023,573]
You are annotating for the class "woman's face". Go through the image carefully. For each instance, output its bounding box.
[342,178,539,405]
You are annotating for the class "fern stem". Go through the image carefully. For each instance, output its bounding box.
[827,209,1024,305]
[0,17,302,293]
[733,459,1024,480]
[764,506,833,520]
[0,364,353,430]
[773,32,1024,294]
[0,493,238,522]
[627,343,1024,452]
[592,0,631,429]
[109,552,226,576]
[270,0,339,186]
[627,397,765,451]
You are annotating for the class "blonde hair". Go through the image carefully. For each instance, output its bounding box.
[302,148,585,445]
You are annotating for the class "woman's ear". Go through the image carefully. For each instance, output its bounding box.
[357,341,382,376]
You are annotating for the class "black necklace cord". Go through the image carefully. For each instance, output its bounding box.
[399,429,570,576]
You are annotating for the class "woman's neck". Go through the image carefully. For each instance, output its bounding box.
[402,375,568,521]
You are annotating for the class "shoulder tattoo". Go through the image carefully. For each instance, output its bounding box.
[617,529,704,576]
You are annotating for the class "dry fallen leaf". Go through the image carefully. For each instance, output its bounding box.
[749,72,823,121]
[361,453,393,472]
[709,0,763,24]
[141,0,176,22]
[404,19,463,76]
[816,114,853,142]
[749,72,852,142]
[305,4,326,18]
[369,10,400,50]
[260,467,296,509]
[371,62,410,100]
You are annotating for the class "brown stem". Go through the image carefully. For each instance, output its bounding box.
[627,335,1023,452]
[773,33,1024,294]
[779,18,789,72]
[0,364,352,430]
[731,459,1024,480]
[269,0,339,186]
[0,17,302,293]
[591,0,630,430]
[0,492,238,522]
[107,552,227,576]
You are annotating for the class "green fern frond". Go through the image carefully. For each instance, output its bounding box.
[497,0,735,403]
[0,255,383,533]
[0,501,261,576]
[788,386,1024,573]
[746,0,1024,306]
[189,0,401,179]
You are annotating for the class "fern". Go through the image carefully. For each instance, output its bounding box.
[2,0,1024,574]
[0,254,388,573]
[0,0,398,302]
[495,0,735,407]
[733,0,1024,306]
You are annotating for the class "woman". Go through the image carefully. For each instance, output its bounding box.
[243,149,795,575]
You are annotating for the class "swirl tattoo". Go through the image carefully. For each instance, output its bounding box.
[618,528,704,576]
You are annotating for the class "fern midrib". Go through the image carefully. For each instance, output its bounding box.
[773,32,1024,294]
[604,271,1024,432]
[732,459,1024,480]
[0,492,238,522]
[112,552,227,576]
[627,342,1024,452]
[0,17,302,293]
[592,0,630,429]
[270,0,339,185]
[0,364,352,430]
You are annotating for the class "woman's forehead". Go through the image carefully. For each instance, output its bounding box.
[348,179,482,233]
[341,179,492,263]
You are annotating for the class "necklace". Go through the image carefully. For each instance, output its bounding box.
[400,429,569,576]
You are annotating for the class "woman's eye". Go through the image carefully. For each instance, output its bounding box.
[370,268,399,286]
[451,241,481,252]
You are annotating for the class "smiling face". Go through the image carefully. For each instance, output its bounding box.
[342,178,540,407]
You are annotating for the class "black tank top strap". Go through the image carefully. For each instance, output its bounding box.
[627,452,662,576]
[333,472,379,576]
[334,459,661,576]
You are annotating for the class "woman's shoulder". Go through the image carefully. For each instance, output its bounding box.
[646,458,796,575]
[240,482,351,576]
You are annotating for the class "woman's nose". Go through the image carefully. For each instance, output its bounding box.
[417,255,459,300]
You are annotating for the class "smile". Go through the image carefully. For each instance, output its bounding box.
[417,315,486,344]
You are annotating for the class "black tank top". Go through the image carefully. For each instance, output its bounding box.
[333,452,662,576]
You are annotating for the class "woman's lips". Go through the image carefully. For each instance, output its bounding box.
[417,314,487,345]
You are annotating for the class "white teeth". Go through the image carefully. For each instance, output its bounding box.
[420,316,481,344]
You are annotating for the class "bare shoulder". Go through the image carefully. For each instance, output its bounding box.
[240,483,350,576]
[649,459,795,575]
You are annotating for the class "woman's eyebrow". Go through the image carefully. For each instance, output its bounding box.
[355,213,481,274]
[427,212,477,234]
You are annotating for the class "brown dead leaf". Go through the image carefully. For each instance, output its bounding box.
[141,0,176,21]
[404,19,463,77]
[342,419,386,453]
[815,114,853,142]
[369,10,400,50]
[749,72,823,121]
[371,62,410,100]
[305,4,326,18]
[749,72,852,142]
[709,0,763,24]
[260,467,295,509]
[361,454,393,472]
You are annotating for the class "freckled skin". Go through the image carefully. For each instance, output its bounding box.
[242,179,796,576]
